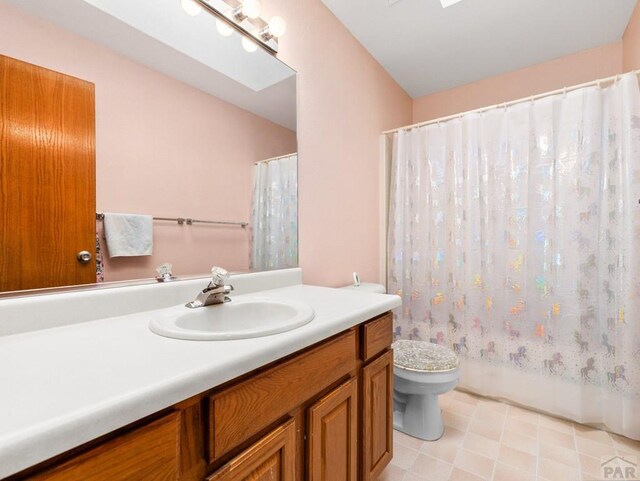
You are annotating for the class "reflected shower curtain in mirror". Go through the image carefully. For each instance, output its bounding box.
[251,154,298,270]
[388,73,640,439]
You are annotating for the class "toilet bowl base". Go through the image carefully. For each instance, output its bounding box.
[393,391,445,441]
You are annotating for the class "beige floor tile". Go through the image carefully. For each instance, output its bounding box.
[403,473,429,481]
[536,414,574,435]
[579,453,607,477]
[473,407,506,426]
[537,426,575,449]
[504,417,538,439]
[476,399,508,414]
[452,390,480,405]
[390,398,628,481]
[454,450,495,480]
[492,462,534,481]
[463,432,500,459]
[538,457,581,481]
[507,405,540,425]
[440,427,467,446]
[391,443,421,470]
[409,453,453,481]
[538,441,578,467]
[574,424,614,445]
[576,436,618,459]
[468,418,503,442]
[395,430,426,451]
[444,411,471,432]
[449,399,478,417]
[501,430,537,455]
[378,463,407,481]
[496,445,536,473]
[421,438,460,463]
[448,467,485,481]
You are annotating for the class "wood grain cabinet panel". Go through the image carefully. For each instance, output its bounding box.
[307,378,358,481]
[208,330,357,462]
[26,413,180,481]
[207,419,296,481]
[362,350,394,481]
[361,313,393,362]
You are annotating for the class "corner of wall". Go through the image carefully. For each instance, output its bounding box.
[623,0,640,71]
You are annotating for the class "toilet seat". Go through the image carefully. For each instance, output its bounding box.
[393,340,459,372]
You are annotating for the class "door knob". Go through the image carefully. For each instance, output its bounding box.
[77,250,93,264]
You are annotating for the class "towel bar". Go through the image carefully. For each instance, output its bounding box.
[96,213,248,228]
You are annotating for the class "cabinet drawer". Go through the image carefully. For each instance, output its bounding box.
[207,419,296,481]
[208,330,357,462]
[361,312,393,362]
[28,412,181,481]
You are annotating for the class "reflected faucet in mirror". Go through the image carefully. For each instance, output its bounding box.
[185,267,234,308]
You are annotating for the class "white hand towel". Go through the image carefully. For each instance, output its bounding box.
[103,213,153,258]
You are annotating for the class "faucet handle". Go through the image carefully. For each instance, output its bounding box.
[211,266,229,287]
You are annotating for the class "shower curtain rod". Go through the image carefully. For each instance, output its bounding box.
[382,69,640,135]
[255,152,297,165]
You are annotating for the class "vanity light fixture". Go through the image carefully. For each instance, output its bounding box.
[440,0,464,7]
[215,17,234,36]
[181,0,203,16]
[241,34,258,52]
[183,0,286,54]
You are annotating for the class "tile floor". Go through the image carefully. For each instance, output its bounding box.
[379,389,640,481]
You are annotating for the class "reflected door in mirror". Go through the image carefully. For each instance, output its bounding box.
[0,55,96,292]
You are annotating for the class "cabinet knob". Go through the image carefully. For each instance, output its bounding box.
[77,250,93,264]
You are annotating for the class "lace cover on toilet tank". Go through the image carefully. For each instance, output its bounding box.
[392,340,459,372]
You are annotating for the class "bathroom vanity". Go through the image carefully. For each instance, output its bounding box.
[0,270,400,481]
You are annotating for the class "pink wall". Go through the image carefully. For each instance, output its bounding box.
[412,42,624,123]
[0,3,296,282]
[265,0,413,287]
[624,0,640,70]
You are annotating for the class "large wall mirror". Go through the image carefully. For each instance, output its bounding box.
[0,0,298,294]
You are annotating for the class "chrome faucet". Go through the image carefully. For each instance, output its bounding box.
[185,267,234,309]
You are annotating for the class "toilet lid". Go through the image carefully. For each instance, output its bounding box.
[392,340,459,372]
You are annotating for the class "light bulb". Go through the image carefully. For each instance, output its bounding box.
[241,0,262,19]
[268,16,286,37]
[181,0,202,16]
[216,18,233,36]
[241,35,258,53]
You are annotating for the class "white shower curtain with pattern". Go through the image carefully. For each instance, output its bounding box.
[388,73,640,439]
[251,154,298,270]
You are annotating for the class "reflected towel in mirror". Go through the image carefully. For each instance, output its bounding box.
[103,213,153,258]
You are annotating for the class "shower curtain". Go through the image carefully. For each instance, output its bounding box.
[250,154,298,270]
[388,73,640,439]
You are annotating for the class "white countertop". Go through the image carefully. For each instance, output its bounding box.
[0,284,400,478]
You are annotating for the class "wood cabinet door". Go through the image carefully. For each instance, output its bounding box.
[207,419,296,481]
[307,377,358,481]
[0,54,96,292]
[362,350,393,481]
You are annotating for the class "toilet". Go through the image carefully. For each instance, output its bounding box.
[392,340,460,441]
[340,279,460,441]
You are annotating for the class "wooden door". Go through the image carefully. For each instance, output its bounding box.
[307,378,358,481]
[0,54,96,292]
[207,419,296,481]
[362,350,393,481]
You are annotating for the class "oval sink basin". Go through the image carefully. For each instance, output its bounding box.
[149,298,315,340]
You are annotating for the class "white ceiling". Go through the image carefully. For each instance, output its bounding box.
[8,0,297,130]
[321,0,638,98]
